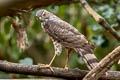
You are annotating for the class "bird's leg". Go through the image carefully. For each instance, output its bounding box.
[64,48,71,70]
[38,39,62,72]
[38,53,57,72]
[49,53,57,66]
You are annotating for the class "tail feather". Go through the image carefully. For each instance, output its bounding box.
[75,44,99,70]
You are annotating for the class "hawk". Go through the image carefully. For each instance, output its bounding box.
[36,9,98,70]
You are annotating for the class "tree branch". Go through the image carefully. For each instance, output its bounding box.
[0,0,112,17]
[0,0,81,17]
[80,0,120,41]
[0,60,120,79]
[83,46,120,80]
[0,60,86,79]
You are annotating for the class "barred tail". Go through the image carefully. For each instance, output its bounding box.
[75,44,99,70]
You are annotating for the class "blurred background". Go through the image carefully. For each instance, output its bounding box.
[0,0,120,78]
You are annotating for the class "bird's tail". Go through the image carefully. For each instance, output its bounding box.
[75,43,99,70]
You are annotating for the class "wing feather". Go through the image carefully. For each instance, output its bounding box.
[43,20,92,48]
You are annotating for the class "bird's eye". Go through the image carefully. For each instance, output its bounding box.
[43,13,46,16]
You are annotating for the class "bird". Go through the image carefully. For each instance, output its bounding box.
[36,9,99,71]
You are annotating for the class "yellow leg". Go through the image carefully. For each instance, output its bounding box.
[64,48,71,70]
[38,53,57,72]
[49,53,57,66]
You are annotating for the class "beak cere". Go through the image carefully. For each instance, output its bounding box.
[39,17,44,22]
[39,17,42,20]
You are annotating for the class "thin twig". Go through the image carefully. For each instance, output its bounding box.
[83,46,120,80]
[80,0,120,41]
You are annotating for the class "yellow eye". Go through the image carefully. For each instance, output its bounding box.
[43,13,46,16]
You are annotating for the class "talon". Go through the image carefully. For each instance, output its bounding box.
[64,66,69,70]
[38,63,46,67]
[49,66,54,72]
[38,64,54,72]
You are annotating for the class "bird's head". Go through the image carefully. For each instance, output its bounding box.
[36,9,52,22]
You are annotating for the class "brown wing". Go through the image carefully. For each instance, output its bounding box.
[43,19,94,49]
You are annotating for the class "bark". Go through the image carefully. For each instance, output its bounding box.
[0,60,120,79]
[0,0,80,17]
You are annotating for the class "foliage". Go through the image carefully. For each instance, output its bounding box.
[0,1,120,78]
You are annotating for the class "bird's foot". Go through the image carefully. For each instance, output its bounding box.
[38,64,54,72]
[64,66,69,70]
